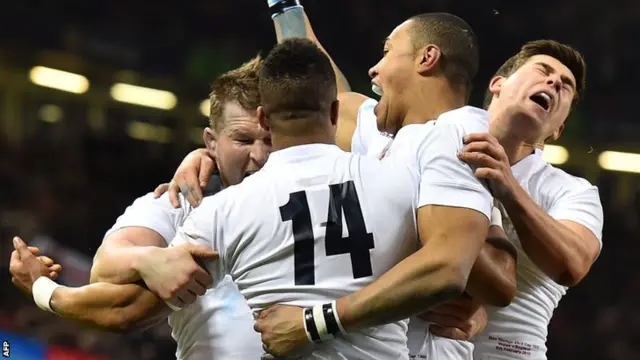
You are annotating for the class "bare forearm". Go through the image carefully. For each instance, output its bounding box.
[273,9,350,92]
[50,282,169,332]
[466,235,517,307]
[336,250,464,331]
[503,185,586,284]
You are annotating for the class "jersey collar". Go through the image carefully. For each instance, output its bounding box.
[263,143,343,170]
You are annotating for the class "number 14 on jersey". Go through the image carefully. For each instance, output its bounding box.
[279,181,375,285]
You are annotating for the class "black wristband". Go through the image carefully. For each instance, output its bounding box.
[322,303,341,337]
[269,0,301,18]
[304,307,321,342]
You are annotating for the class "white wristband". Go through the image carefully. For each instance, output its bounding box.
[32,277,62,314]
[312,305,332,341]
[490,206,503,228]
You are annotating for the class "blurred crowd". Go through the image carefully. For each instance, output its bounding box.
[1,0,639,359]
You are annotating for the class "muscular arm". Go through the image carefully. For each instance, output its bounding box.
[272,7,350,93]
[50,282,169,333]
[90,227,167,284]
[335,206,489,330]
[335,92,369,151]
[503,184,601,287]
[465,225,517,307]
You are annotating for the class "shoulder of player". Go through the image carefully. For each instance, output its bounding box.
[434,106,489,133]
[535,161,599,202]
[124,192,189,216]
[198,172,268,211]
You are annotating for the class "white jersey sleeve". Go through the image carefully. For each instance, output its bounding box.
[169,196,227,287]
[544,175,604,246]
[103,192,190,245]
[416,123,492,218]
[390,107,493,219]
[350,98,379,155]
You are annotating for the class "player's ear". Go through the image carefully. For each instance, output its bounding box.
[330,100,339,126]
[416,44,441,75]
[203,127,217,156]
[257,106,270,131]
[489,76,505,97]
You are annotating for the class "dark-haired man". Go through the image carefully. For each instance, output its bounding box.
[255,39,603,360]
[164,38,494,359]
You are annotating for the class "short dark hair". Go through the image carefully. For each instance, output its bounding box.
[259,38,336,124]
[209,55,262,132]
[483,40,587,108]
[408,13,479,97]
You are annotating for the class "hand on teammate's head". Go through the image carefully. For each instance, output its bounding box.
[9,237,62,294]
[155,148,216,208]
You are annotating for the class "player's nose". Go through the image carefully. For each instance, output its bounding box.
[546,74,562,93]
[368,63,379,79]
[250,142,270,167]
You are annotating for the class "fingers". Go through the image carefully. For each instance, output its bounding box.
[199,155,216,188]
[461,140,506,161]
[187,280,208,297]
[28,246,40,256]
[10,250,20,266]
[176,288,197,306]
[180,180,203,209]
[185,244,219,260]
[429,324,469,341]
[418,311,463,328]
[49,264,63,274]
[193,270,214,290]
[458,152,503,170]
[168,181,182,208]
[38,256,54,266]
[463,133,498,146]
[13,237,33,259]
[154,183,170,198]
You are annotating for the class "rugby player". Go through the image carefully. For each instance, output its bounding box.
[255,40,603,360]
[10,57,270,359]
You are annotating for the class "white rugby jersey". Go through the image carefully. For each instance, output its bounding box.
[350,97,394,159]
[352,100,489,360]
[473,149,603,360]
[171,144,418,359]
[103,190,262,360]
[171,127,492,359]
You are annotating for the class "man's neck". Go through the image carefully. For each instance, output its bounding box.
[488,108,540,165]
[402,80,466,128]
[271,133,335,152]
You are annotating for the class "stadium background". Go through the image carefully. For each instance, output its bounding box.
[0,0,638,359]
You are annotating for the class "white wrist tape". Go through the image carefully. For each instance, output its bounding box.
[312,305,332,341]
[490,206,503,228]
[32,277,62,314]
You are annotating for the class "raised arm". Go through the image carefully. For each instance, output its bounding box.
[269,0,350,93]
[10,237,170,333]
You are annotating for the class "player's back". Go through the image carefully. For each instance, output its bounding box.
[207,143,419,359]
